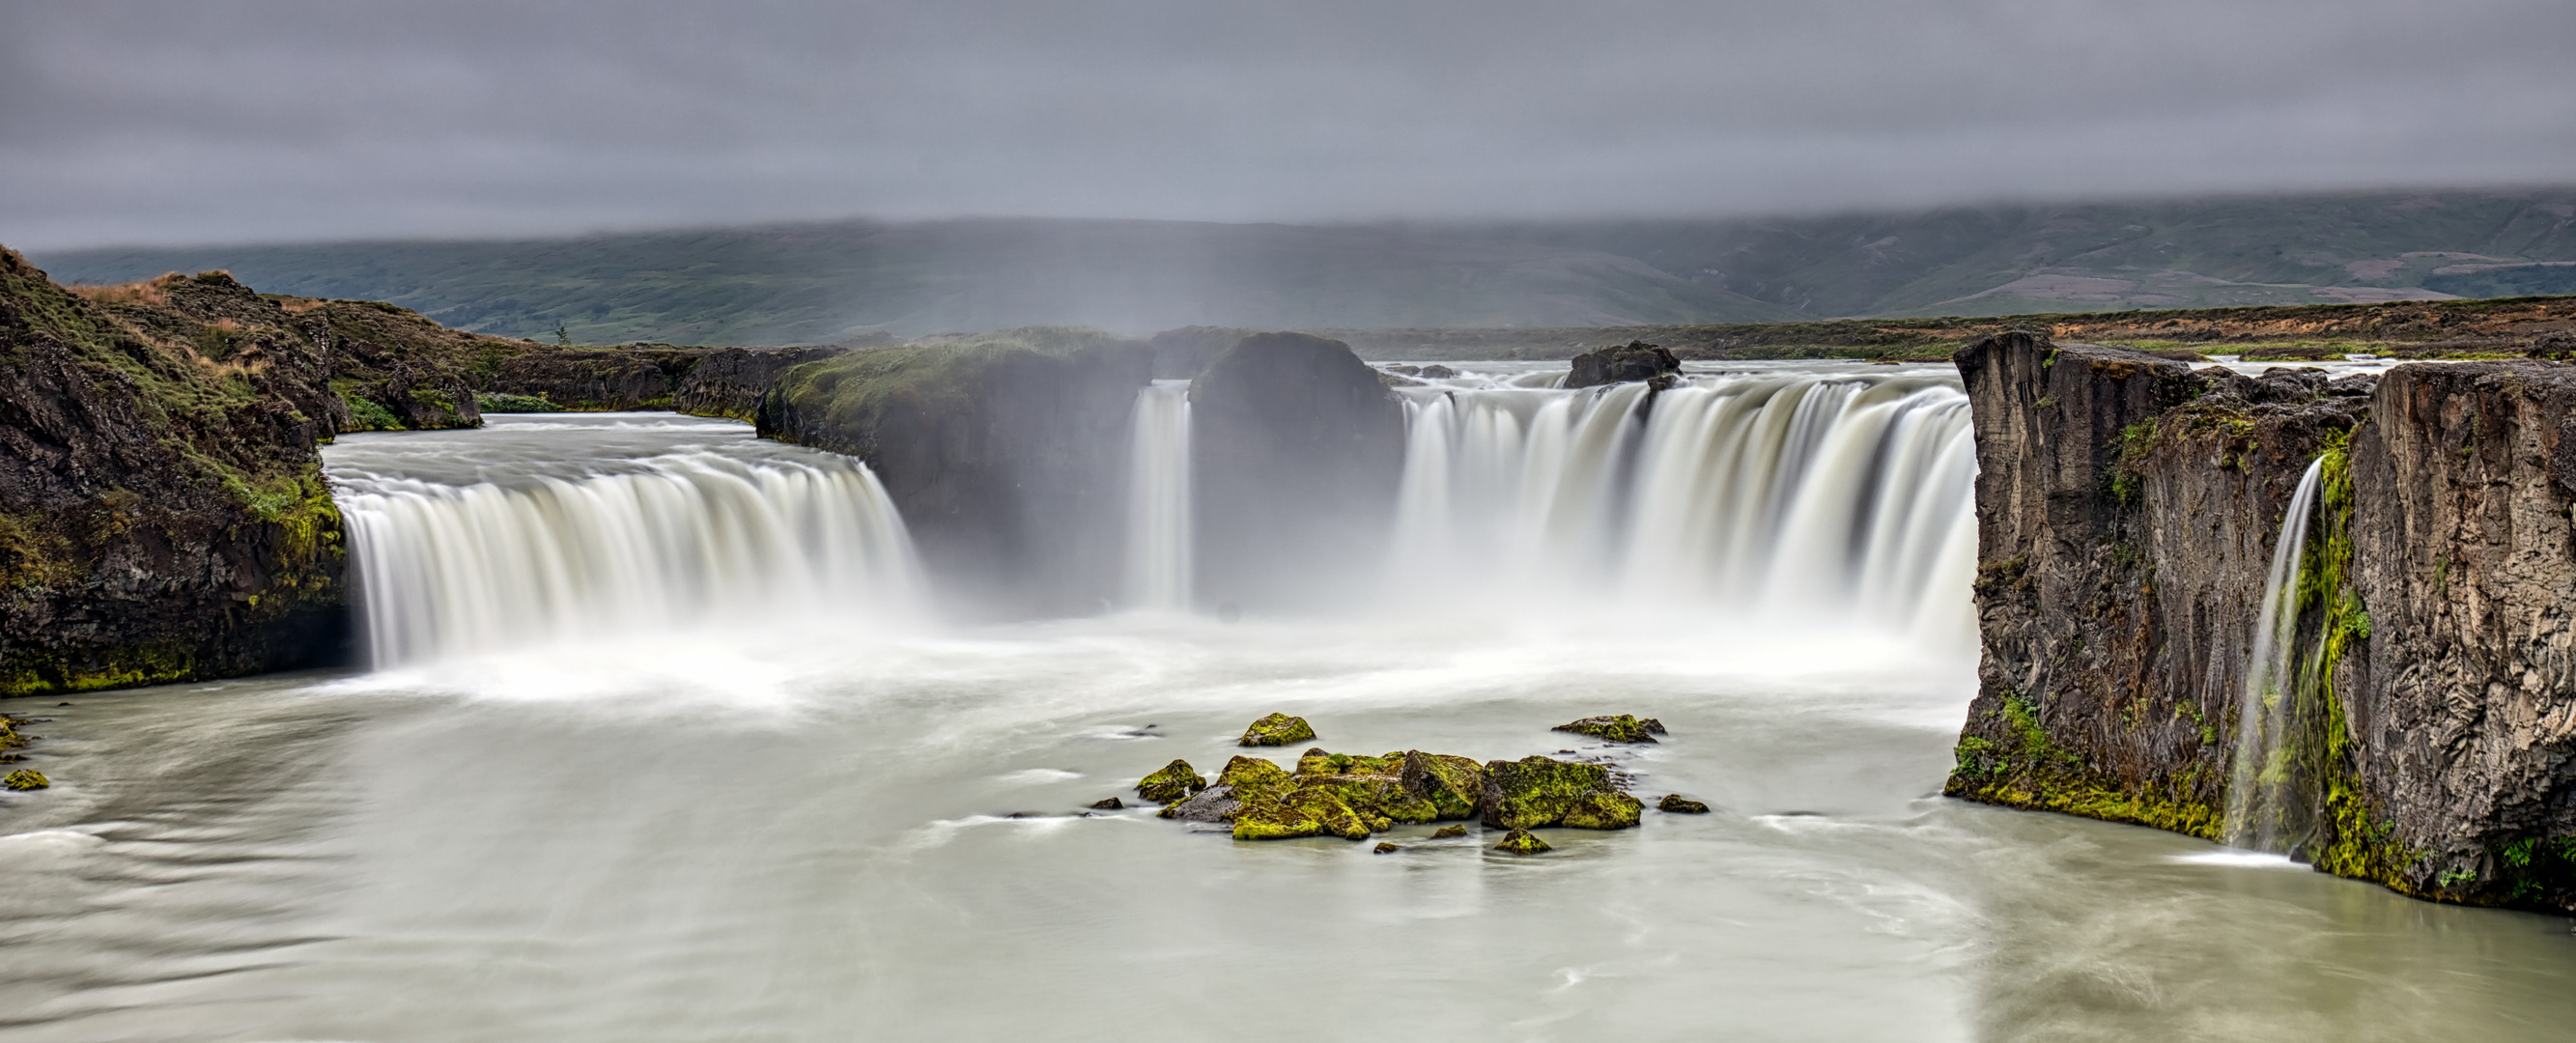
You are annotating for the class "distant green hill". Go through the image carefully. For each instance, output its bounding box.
[35,189,2576,345]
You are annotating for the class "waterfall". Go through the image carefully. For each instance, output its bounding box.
[1123,381,1194,611]
[336,447,921,667]
[1388,372,1979,644]
[2225,457,2327,852]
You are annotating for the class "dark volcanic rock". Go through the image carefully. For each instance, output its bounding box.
[1191,332,1404,612]
[671,342,872,420]
[1657,795,1711,814]
[1566,340,1681,390]
[1945,330,2576,911]
[0,253,350,694]
[759,326,1151,618]
[486,346,708,411]
[1494,829,1551,854]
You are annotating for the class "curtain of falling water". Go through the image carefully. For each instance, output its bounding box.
[336,452,921,666]
[1390,374,1979,646]
[1123,381,1195,612]
[2225,456,2326,852]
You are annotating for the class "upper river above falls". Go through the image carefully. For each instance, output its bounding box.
[0,365,2569,1042]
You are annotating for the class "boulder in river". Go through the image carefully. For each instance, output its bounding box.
[1657,795,1712,814]
[1565,340,1681,390]
[1135,759,1208,803]
[1552,715,1666,744]
[1432,825,1468,839]
[1238,713,1316,747]
[1090,797,1124,810]
[4,769,48,791]
[1398,750,1487,820]
[1373,842,1400,854]
[1494,829,1552,855]
[1481,755,1643,831]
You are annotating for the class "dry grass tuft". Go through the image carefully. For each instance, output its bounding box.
[68,273,186,308]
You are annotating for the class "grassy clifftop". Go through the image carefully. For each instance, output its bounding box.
[0,251,350,693]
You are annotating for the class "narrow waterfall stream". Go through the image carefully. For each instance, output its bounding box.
[2225,456,2328,852]
[1123,380,1194,612]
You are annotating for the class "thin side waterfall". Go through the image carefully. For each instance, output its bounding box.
[337,452,921,666]
[1124,380,1194,611]
[2225,456,2327,852]
[1389,373,1979,644]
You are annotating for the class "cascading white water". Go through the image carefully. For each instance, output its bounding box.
[1123,381,1194,612]
[1389,371,1979,646]
[329,416,922,667]
[2225,457,2326,851]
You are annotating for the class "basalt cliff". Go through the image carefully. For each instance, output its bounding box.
[1949,331,2576,911]
[0,254,878,695]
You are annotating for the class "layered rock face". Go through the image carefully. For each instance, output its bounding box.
[2344,362,2576,905]
[1949,331,2576,910]
[758,326,1151,618]
[0,252,348,694]
[1190,332,1405,613]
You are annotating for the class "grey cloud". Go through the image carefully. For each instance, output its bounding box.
[5,0,2574,249]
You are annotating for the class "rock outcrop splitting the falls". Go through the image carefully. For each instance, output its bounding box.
[1948,330,2576,910]
[1191,332,1404,613]
[757,326,1152,618]
[1,252,349,694]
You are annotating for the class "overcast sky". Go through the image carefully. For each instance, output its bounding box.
[5,0,2572,250]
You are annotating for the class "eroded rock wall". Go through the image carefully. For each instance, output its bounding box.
[0,252,349,694]
[1191,332,1404,613]
[1950,330,2576,910]
[758,327,1151,618]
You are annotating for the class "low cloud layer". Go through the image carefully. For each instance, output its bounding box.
[6,0,2573,249]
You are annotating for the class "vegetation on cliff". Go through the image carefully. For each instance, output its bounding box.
[1,251,350,694]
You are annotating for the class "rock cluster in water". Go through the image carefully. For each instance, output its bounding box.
[1552,715,1665,744]
[1137,713,1704,853]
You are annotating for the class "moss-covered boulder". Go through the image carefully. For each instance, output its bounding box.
[1481,755,1643,831]
[4,769,48,791]
[1238,713,1316,747]
[1295,747,1401,775]
[1398,750,1486,820]
[1217,755,1295,803]
[1657,794,1711,814]
[1136,759,1208,803]
[1432,825,1468,839]
[1552,715,1666,744]
[1494,829,1551,855]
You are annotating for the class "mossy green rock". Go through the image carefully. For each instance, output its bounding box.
[1481,755,1641,831]
[1561,790,1645,830]
[1295,747,1401,775]
[1398,750,1486,820]
[1552,715,1665,744]
[1238,713,1317,747]
[1216,755,1295,804]
[1135,759,1208,803]
[1494,829,1551,855]
[1657,795,1712,814]
[1432,825,1468,839]
[4,769,48,791]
